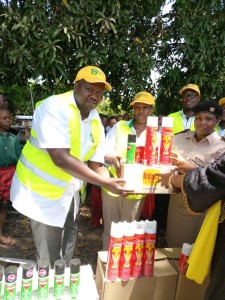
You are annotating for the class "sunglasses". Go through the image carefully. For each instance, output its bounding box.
[182,93,199,99]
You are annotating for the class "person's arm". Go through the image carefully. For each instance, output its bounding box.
[47,148,132,195]
[182,156,225,213]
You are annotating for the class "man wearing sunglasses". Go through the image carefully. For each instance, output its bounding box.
[168,84,201,135]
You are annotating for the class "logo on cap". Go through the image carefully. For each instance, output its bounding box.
[91,68,104,77]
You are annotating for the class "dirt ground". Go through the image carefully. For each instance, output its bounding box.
[0,193,167,274]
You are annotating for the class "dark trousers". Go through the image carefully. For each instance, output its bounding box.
[30,198,79,268]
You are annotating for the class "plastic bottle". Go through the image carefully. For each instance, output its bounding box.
[119,222,135,281]
[4,265,18,300]
[178,243,193,274]
[106,222,123,281]
[0,265,4,298]
[69,258,81,299]
[142,220,157,277]
[143,117,158,165]
[53,259,66,299]
[159,117,174,165]
[130,221,145,278]
[20,263,34,300]
[37,261,49,300]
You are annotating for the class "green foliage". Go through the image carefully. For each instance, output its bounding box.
[1,0,225,115]
[155,0,225,114]
[0,0,164,112]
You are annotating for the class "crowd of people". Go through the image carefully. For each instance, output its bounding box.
[1,65,225,298]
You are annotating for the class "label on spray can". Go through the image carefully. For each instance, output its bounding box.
[143,117,158,165]
[53,259,66,299]
[142,233,156,277]
[159,117,173,165]
[21,263,34,299]
[130,222,145,278]
[126,134,136,164]
[178,243,193,274]
[119,234,134,281]
[70,258,81,299]
[106,222,123,281]
[38,262,49,300]
[4,266,18,300]
[0,265,4,297]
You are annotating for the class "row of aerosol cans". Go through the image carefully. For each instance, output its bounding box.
[106,220,157,282]
[126,116,174,165]
[0,258,80,299]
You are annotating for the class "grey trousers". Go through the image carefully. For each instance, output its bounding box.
[101,189,146,250]
[30,198,79,268]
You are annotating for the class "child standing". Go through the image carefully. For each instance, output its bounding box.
[0,108,21,247]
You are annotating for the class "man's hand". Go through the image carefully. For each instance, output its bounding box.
[103,177,134,196]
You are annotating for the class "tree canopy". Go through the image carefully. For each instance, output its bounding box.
[0,0,225,115]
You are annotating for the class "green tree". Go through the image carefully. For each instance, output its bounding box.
[155,0,225,115]
[0,0,164,113]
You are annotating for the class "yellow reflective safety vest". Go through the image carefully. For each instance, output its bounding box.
[168,111,195,135]
[16,91,102,200]
[103,120,146,200]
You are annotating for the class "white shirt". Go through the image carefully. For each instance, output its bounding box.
[10,92,105,227]
[181,109,195,130]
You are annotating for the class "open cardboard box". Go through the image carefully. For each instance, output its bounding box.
[121,163,176,194]
[160,248,210,300]
[95,250,177,300]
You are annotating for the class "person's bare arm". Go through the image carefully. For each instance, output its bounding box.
[47,148,132,195]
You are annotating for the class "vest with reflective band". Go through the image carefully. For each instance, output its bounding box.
[168,111,195,135]
[104,120,145,200]
[16,91,102,200]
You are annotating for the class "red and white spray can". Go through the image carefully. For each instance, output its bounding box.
[159,117,174,165]
[106,222,123,281]
[119,222,135,281]
[142,220,157,277]
[178,243,193,274]
[130,221,145,278]
[143,117,158,165]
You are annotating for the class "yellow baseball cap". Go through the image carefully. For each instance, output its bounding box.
[179,84,201,95]
[130,91,155,107]
[218,97,225,106]
[74,66,112,91]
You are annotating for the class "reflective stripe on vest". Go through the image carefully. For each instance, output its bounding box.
[168,111,195,135]
[103,120,145,200]
[16,91,102,200]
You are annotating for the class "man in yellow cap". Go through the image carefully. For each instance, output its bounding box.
[10,65,132,266]
[168,84,201,134]
[102,91,155,250]
[218,97,225,137]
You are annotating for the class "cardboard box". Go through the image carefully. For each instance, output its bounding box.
[121,163,176,194]
[160,248,210,300]
[95,251,177,300]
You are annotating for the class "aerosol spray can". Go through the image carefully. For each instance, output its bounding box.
[53,259,66,299]
[178,243,193,274]
[126,134,136,164]
[38,261,49,299]
[130,221,145,278]
[20,263,34,299]
[142,220,157,277]
[159,117,173,165]
[143,117,158,165]
[69,258,81,299]
[4,265,18,300]
[106,222,123,281]
[119,222,135,281]
[0,265,4,298]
